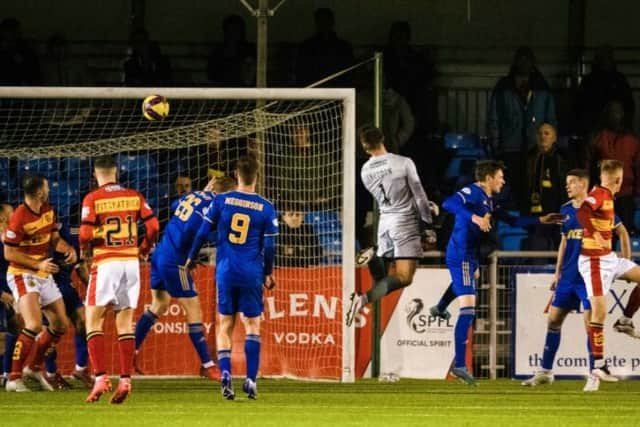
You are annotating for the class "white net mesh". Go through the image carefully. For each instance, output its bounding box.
[0,87,355,381]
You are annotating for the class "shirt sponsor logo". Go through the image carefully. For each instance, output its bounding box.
[6,230,16,239]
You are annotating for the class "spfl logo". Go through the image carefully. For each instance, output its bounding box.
[405,298,453,333]
[406,298,425,333]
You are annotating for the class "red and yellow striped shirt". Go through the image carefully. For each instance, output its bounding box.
[3,203,58,277]
[79,183,158,265]
[578,186,615,257]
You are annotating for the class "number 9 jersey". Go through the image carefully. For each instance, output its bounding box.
[195,191,278,289]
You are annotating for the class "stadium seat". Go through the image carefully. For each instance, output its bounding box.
[500,234,526,251]
[63,157,92,182]
[48,180,80,221]
[634,209,640,231]
[116,153,158,183]
[444,133,479,151]
[305,211,342,265]
[17,158,61,180]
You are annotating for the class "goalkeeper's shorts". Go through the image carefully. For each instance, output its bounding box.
[376,214,422,259]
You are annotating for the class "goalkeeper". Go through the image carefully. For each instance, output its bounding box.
[346,126,438,327]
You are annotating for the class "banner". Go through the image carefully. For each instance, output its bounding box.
[54,265,345,380]
[373,269,458,379]
[514,272,640,378]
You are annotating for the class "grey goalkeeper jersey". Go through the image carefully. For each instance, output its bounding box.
[361,153,432,224]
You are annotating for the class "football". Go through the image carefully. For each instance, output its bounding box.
[142,95,169,121]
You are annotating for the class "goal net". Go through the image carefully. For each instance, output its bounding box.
[0,87,355,382]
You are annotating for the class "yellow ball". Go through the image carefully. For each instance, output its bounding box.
[142,95,169,121]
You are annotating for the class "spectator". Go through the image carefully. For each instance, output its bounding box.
[383,87,415,154]
[276,202,322,267]
[41,33,90,86]
[488,46,556,208]
[383,21,436,135]
[0,18,41,85]
[590,100,640,232]
[296,8,354,87]
[207,14,256,87]
[122,28,172,87]
[577,45,635,136]
[526,123,568,216]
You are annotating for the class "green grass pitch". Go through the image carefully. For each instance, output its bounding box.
[1,378,640,426]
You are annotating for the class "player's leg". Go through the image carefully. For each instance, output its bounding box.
[37,299,71,390]
[448,258,478,386]
[178,296,218,380]
[217,283,238,399]
[239,286,264,400]
[614,280,640,337]
[69,306,93,387]
[6,291,42,391]
[109,260,142,404]
[522,305,570,386]
[217,312,236,400]
[135,257,170,356]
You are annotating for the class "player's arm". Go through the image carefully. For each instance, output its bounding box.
[614,220,631,259]
[186,200,218,267]
[79,194,96,260]
[405,158,436,223]
[138,195,160,258]
[442,190,490,231]
[263,206,279,290]
[552,234,567,290]
[51,229,78,265]
[75,259,90,286]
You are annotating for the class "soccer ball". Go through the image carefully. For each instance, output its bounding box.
[142,95,169,121]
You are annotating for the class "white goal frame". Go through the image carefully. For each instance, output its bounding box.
[0,86,356,383]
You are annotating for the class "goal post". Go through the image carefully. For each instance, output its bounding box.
[0,86,356,382]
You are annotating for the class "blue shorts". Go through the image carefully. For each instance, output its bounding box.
[447,257,479,297]
[58,282,83,318]
[150,253,197,298]
[552,280,591,311]
[217,285,262,318]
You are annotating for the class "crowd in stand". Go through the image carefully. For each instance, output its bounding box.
[1,8,639,256]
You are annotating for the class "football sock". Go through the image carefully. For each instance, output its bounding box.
[28,327,62,368]
[44,346,57,374]
[541,327,561,370]
[10,328,37,380]
[588,322,604,369]
[366,276,405,304]
[188,323,212,364]
[437,282,456,312]
[245,334,261,382]
[454,307,475,368]
[367,255,387,281]
[118,334,135,377]
[75,331,88,368]
[218,349,232,376]
[135,309,159,350]
[623,285,640,318]
[587,337,595,370]
[87,331,106,376]
[3,332,16,375]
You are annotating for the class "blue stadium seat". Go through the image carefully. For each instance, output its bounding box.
[634,209,640,231]
[304,211,342,265]
[116,153,158,183]
[444,133,479,151]
[63,157,92,182]
[48,180,80,220]
[17,158,61,180]
[145,183,172,214]
[500,234,526,251]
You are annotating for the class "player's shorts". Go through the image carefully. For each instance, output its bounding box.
[150,252,197,298]
[86,259,140,310]
[217,284,262,318]
[376,214,422,259]
[578,252,637,297]
[446,257,479,296]
[57,282,84,318]
[7,272,62,307]
[552,280,591,311]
